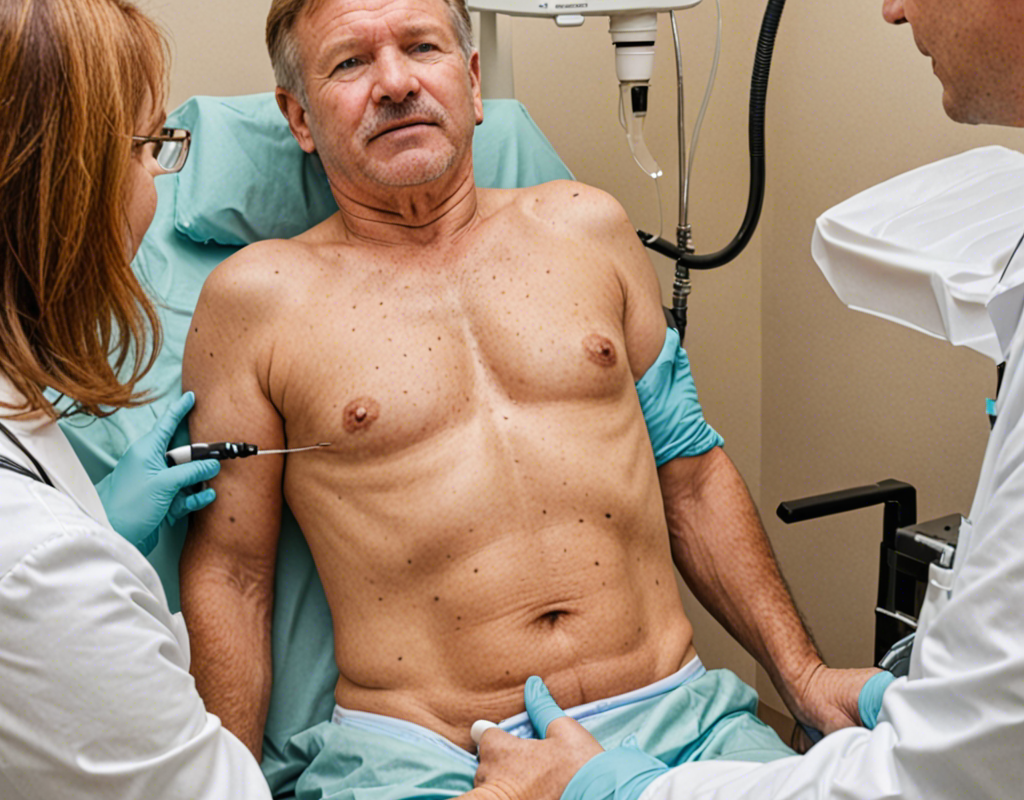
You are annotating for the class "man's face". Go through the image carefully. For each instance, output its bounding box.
[288,0,482,191]
[882,0,1024,126]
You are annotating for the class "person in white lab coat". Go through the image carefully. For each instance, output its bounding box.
[472,0,1024,797]
[0,1,271,797]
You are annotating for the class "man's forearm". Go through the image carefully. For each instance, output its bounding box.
[659,448,823,720]
[179,559,275,759]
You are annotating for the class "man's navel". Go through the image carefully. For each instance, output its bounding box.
[343,397,380,432]
[583,334,617,367]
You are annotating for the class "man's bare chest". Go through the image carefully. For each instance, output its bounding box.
[270,253,631,457]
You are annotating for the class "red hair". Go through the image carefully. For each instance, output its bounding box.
[0,0,168,418]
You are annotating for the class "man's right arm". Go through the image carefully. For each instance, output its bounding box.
[180,247,288,759]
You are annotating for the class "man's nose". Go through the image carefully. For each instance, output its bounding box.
[882,0,907,24]
[372,51,420,104]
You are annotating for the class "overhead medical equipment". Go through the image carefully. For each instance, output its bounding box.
[608,12,668,181]
[165,441,331,466]
[470,0,698,181]
[469,0,789,342]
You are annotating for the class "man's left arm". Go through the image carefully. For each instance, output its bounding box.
[659,448,876,734]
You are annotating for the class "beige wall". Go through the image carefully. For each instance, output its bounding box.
[141,0,1024,717]
[150,1,276,106]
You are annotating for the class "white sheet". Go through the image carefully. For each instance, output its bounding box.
[812,145,1024,362]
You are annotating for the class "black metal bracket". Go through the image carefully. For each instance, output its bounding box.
[777,479,917,548]
[777,479,919,664]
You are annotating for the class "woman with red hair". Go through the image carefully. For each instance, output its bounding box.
[0,1,271,796]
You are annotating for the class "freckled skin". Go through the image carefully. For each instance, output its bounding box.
[180,0,696,759]
[184,182,695,754]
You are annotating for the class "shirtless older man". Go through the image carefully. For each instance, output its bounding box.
[179,0,871,794]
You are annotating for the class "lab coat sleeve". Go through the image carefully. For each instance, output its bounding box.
[0,479,271,800]
[631,394,1024,799]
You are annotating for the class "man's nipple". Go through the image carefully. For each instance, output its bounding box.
[343,397,380,432]
[583,334,617,367]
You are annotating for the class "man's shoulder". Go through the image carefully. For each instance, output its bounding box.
[213,237,308,279]
[485,181,631,233]
[199,236,320,310]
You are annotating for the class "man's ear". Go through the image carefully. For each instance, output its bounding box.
[276,87,317,154]
[468,50,484,126]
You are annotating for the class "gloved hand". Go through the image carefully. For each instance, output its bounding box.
[526,677,668,800]
[794,665,882,736]
[525,674,570,736]
[474,677,666,800]
[858,670,896,729]
[95,392,219,555]
[473,676,604,800]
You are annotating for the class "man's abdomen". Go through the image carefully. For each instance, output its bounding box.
[280,312,695,751]
[305,473,697,751]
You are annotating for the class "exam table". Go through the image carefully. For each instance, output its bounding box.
[59,92,572,798]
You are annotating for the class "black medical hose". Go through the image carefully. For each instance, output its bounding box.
[637,0,787,335]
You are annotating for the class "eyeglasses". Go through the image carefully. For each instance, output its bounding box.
[131,127,191,174]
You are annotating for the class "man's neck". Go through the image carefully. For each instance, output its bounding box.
[331,166,480,248]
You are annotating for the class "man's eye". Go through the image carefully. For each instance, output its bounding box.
[336,57,362,71]
[412,43,436,54]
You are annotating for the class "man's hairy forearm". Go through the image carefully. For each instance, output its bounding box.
[180,554,275,759]
[659,449,822,715]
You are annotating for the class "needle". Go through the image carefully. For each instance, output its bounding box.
[166,441,331,466]
[256,442,332,456]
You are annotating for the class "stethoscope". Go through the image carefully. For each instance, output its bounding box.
[0,420,53,486]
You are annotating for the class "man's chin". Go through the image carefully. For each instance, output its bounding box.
[365,152,459,188]
[941,91,982,126]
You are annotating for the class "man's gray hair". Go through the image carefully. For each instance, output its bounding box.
[266,0,475,107]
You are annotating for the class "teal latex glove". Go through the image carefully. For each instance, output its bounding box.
[562,746,670,800]
[858,670,896,729]
[95,392,219,555]
[525,677,669,800]
[525,675,569,738]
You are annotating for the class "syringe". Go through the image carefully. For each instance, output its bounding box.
[166,441,331,466]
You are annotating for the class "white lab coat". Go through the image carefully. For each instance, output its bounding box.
[638,312,1024,799]
[0,376,271,800]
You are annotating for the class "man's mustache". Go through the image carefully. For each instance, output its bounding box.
[361,99,449,142]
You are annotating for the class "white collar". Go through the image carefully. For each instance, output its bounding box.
[0,373,111,527]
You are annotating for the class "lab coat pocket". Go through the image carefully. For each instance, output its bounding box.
[915,561,955,641]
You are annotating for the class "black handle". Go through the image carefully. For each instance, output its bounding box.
[777,479,917,546]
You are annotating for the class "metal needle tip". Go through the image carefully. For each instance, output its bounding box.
[257,442,333,456]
